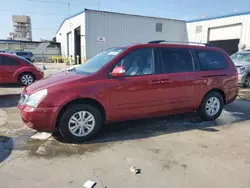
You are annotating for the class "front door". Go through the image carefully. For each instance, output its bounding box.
[158,47,199,112]
[108,48,165,121]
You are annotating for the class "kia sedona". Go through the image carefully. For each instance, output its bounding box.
[0,53,44,85]
[18,41,238,142]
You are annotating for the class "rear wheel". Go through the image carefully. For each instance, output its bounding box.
[59,104,102,142]
[197,92,224,121]
[244,75,250,88]
[19,73,35,86]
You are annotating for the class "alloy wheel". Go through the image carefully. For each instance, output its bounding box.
[21,74,34,85]
[205,97,221,116]
[68,111,95,137]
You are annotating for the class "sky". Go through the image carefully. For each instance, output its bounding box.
[1,0,250,41]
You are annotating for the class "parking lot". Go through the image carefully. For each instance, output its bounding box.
[1,63,250,188]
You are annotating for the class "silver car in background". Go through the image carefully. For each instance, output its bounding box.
[230,51,250,87]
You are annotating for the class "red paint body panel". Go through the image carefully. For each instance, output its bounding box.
[18,44,238,132]
[0,53,44,84]
[18,103,59,131]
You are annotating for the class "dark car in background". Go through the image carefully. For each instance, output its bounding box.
[0,53,43,85]
[11,51,35,62]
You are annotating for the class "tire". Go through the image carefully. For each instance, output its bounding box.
[59,104,102,142]
[197,91,224,121]
[243,74,250,88]
[19,73,35,86]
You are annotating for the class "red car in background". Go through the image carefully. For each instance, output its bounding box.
[0,53,44,85]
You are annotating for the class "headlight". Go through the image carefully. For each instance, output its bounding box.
[25,89,47,107]
[239,66,246,74]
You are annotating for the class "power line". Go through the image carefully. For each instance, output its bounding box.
[0,8,65,16]
[28,0,90,4]
[28,0,68,4]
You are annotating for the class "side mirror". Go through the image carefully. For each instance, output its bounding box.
[111,66,126,77]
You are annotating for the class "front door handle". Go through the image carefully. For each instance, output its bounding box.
[149,80,161,85]
[160,79,173,84]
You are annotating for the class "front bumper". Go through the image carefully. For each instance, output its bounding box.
[18,102,59,132]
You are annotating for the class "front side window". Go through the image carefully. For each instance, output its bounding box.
[161,48,194,73]
[75,47,126,74]
[113,48,154,76]
[195,50,227,71]
[2,56,20,65]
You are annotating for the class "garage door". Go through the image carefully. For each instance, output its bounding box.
[209,24,242,41]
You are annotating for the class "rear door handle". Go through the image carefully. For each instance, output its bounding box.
[149,80,161,85]
[160,79,173,84]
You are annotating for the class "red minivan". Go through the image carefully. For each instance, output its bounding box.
[0,53,44,85]
[18,42,238,142]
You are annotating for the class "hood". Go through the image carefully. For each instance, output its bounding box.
[233,59,250,67]
[24,71,87,95]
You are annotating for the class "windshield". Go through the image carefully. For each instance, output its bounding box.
[75,47,126,74]
[230,52,250,62]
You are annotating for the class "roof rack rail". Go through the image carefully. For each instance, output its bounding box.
[148,40,214,46]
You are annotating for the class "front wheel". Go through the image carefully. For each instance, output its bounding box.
[59,104,102,142]
[197,92,224,121]
[244,75,250,88]
[19,73,35,86]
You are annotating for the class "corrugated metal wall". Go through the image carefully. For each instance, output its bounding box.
[85,10,187,59]
[187,14,250,48]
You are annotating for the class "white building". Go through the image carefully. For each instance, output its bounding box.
[56,9,187,61]
[187,11,250,55]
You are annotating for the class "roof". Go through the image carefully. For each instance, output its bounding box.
[56,9,185,34]
[186,10,250,23]
[0,39,60,45]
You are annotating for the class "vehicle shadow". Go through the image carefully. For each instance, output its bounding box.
[0,136,13,163]
[0,83,23,88]
[54,98,250,144]
[0,95,20,108]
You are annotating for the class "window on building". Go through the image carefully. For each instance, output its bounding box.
[195,50,227,71]
[114,48,154,76]
[156,23,163,32]
[161,48,194,73]
[195,26,202,33]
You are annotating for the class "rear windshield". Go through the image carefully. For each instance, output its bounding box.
[195,50,227,71]
[75,47,126,74]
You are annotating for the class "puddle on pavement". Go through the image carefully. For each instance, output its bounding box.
[27,139,109,158]
[0,132,111,159]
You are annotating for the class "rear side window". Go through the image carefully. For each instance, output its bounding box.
[1,56,20,65]
[195,50,227,71]
[161,48,194,73]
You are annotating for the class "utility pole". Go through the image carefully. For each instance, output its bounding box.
[68,0,71,16]
[98,0,100,10]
